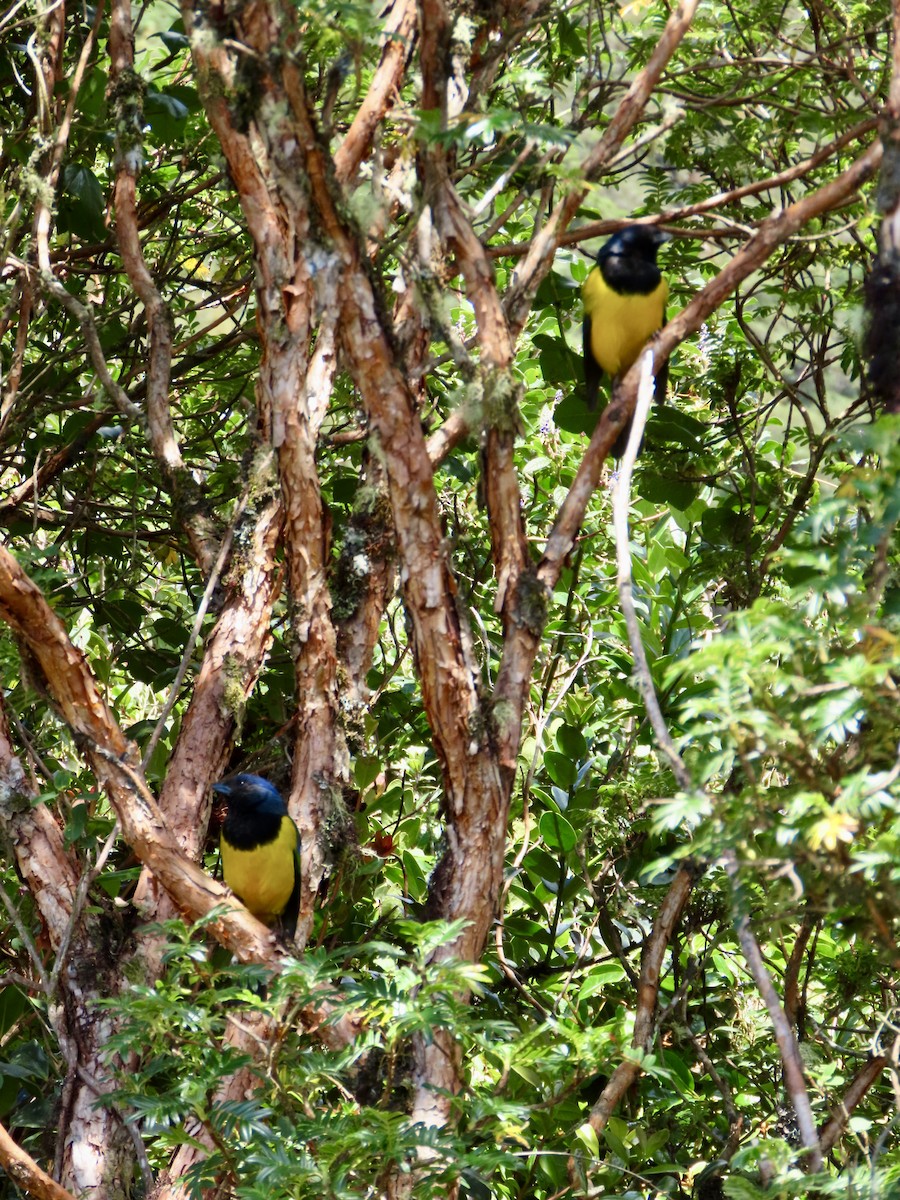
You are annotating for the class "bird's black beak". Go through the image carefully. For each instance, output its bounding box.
[212,782,230,796]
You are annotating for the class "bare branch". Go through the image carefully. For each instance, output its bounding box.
[818,1055,889,1155]
[725,851,823,1172]
[783,911,817,1029]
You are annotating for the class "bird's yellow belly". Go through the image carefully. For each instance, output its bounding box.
[220,820,297,922]
[584,275,667,376]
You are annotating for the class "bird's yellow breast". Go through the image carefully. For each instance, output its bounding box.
[583,269,668,377]
[220,816,298,923]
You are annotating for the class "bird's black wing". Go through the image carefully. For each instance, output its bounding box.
[278,828,302,942]
[583,315,603,410]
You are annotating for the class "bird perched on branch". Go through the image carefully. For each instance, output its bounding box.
[583,224,669,456]
[213,774,300,939]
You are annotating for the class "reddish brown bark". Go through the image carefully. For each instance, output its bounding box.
[180,0,353,944]
[819,1056,889,1154]
[133,483,284,927]
[0,1118,76,1200]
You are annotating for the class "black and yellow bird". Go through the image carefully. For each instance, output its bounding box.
[213,774,300,939]
[583,224,669,456]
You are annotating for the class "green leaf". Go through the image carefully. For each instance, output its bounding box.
[538,811,576,853]
[0,989,28,1038]
[57,162,106,241]
[543,750,577,790]
[577,962,628,998]
[145,90,190,142]
[555,723,587,760]
[573,1122,600,1158]
[554,391,597,436]
[723,1179,765,1200]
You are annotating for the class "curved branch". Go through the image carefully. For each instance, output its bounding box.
[585,863,698,1139]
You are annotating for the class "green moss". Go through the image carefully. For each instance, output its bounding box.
[515,566,548,637]
[221,655,247,740]
[331,485,394,621]
[481,368,523,437]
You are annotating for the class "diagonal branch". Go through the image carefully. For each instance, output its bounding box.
[818,1055,889,1155]
[0,1118,76,1200]
[585,863,698,1139]
[505,0,701,335]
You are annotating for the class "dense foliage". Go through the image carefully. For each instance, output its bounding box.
[0,0,898,1197]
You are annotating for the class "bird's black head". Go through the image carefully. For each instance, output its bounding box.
[597,224,668,266]
[212,773,286,817]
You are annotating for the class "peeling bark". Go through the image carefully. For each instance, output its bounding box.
[182,0,353,946]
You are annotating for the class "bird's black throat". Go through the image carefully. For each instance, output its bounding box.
[600,255,662,296]
[222,807,283,850]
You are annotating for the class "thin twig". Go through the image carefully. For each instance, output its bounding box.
[0,880,49,992]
